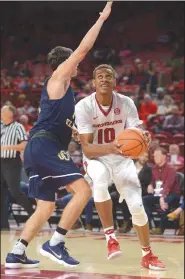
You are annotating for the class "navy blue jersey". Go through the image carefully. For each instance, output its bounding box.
[30,79,75,149]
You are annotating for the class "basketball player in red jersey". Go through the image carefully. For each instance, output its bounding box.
[75,64,166,270]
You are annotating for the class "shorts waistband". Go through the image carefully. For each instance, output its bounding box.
[30,130,59,142]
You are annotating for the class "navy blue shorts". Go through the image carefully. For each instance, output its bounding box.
[24,137,83,202]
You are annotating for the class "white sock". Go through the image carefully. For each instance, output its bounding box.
[50,231,65,246]
[12,241,26,255]
[141,246,151,257]
[104,226,117,243]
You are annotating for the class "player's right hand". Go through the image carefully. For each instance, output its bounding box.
[99,1,113,21]
[107,140,123,155]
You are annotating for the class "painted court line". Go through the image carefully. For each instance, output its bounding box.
[0,266,175,279]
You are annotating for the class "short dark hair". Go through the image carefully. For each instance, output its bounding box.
[47,46,73,71]
[155,147,168,156]
[93,64,116,79]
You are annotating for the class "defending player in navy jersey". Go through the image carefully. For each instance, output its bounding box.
[5,2,114,269]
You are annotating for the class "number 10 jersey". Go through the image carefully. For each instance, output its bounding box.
[75,91,143,163]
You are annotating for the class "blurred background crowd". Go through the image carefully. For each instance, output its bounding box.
[1,1,184,235]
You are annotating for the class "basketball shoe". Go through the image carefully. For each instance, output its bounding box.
[141,251,166,270]
[40,241,80,267]
[5,253,40,269]
[107,236,122,260]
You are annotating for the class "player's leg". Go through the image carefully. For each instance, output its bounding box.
[124,187,165,270]
[86,159,121,260]
[5,197,54,269]
[58,178,91,230]
[40,177,91,267]
[26,138,91,266]
[114,159,166,270]
[86,160,113,227]
[5,173,56,269]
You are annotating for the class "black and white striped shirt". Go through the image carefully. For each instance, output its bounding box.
[1,121,27,158]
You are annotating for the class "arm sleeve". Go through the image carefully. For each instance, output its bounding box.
[16,124,28,142]
[75,101,94,134]
[125,98,143,128]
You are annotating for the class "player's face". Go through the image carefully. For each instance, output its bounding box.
[93,68,116,95]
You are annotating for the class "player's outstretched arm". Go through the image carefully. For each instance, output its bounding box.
[53,2,113,80]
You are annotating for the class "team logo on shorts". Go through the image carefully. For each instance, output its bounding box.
[58,150,70,161]
[114,108,120,115]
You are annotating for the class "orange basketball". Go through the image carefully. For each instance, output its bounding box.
[116,128,148,159]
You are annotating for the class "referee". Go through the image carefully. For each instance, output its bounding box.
[1,105,34,230]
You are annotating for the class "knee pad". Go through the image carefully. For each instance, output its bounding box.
[129,202,148,226]
[93,183,111,202]
[86,160,111,202]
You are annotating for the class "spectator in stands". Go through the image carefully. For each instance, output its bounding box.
[68,140,82,165]
[155,87,165,105]
[1,75,15,89]
[149,95,174,133]
[157,95,174,115]
[19,62,32,78]
[133,62,148,90]
[17,100,37,120]
[143,147,180,234]
[179,102,184,116]
[135,152,152,196]
[138,94,157,124]
[8,61,20,78]
[168,144,184,170]
[18,77,31,89]
[156,87,165,101]
[36,76,46,88]
[168,199,184,218]
[1,70,6,89]
[168,198,184,235]
[117,66,134,86]
[19,115,32,135]
[4,101,13,106]
[148,139,160,164]
[146,59,158,94]
[162,105,184,134]
[16,94,26,108]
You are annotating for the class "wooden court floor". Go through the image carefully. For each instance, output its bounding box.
[1,230,184,279]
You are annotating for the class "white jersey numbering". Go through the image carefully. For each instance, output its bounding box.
[75,91,143,146]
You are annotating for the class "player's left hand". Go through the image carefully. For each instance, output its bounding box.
[99,1,113,21]
[142,130,151,149]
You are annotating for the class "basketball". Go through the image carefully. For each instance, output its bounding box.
[116,128,148,159]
